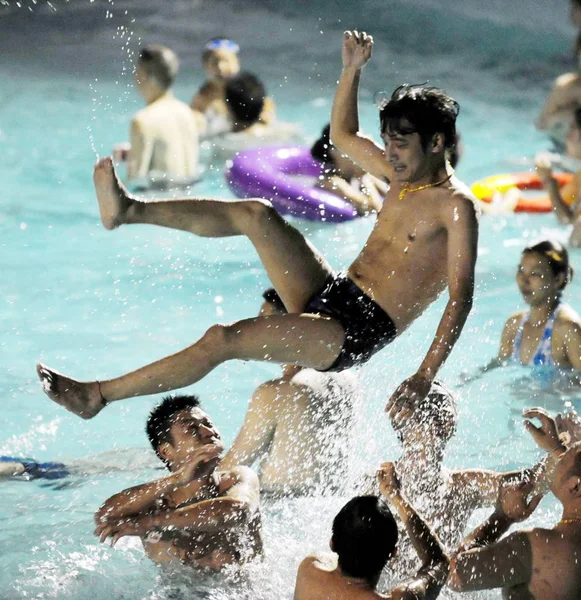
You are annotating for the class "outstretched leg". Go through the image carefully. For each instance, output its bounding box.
[37,313,345,419]
[94,158,332,312]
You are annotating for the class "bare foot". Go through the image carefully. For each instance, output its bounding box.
[93,157,133,230]
[36,363,106,419]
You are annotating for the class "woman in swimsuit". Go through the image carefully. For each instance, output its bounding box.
[497,240,581,369]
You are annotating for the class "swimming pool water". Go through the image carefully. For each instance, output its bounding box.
[1,0,581,598]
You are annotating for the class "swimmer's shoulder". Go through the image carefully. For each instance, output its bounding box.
[439,181,480,222]
[505,310,526,331]
[555,304,581,336]
[555,72,581,88]
[300,552,337,574]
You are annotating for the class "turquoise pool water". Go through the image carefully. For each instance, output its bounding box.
[1,0,581,598]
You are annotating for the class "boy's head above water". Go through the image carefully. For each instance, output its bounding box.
[331,495,398,584]
[202,38,241,82]
[225,72,266,128]
[136,45,179,92]
[146,394,224,471]
[392,380,458,458]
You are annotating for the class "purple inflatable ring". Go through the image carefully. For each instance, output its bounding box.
[225,146,358,222]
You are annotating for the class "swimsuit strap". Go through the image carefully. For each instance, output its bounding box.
[514,302,563,366]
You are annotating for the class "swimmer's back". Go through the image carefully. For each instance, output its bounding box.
[131,95,199,182]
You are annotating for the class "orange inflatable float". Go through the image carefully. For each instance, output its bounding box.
[471,172,574,213]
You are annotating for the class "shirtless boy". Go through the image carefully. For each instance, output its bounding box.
[37,31,478,423]
[449,407,581,599]
[191,38,275,135]
[294,462,449,600]
[220,289,358,496]
[386,382,542,553]
[94,394,262,569]
[114,45,200,188]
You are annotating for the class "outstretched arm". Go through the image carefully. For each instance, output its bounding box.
[387,195,478,420]
[536,155,577,224]
[379,463,449,600]
[330,31,392,182]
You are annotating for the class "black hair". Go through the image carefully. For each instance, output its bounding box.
[311,124,335,166]
[225,72,265,126]
[523,240,574,291]
[139,45,179,90]
[332,496,398,582]
[146,394,201,465]
[379,84,459,151]
[262,288,286,313]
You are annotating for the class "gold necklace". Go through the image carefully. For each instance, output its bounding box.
[559,517,581,525]
[398,170,455,201]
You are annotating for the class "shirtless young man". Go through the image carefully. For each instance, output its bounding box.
[220,289,359,496]
[449,407,581,599]
[94,394,262,569]
[294,462,449,600]
[36,31,478,423]
[385,382,542,554]
[113,45,200,188]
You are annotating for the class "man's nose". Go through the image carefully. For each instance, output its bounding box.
[199,424,215,437]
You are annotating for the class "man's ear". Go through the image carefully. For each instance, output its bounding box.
[158,442,173,463]
[329,537,335,552]
[431,133,445,154]
[567,476,581,498]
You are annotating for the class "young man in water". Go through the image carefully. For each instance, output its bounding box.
[37,31,478,424]
[94,394,262,569]
[220,289,358,496]
[113,45,200,188]
[449,407,581,599]
[294,462,449,600]
[383,382,544,558]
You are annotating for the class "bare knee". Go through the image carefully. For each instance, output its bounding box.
[236,199,277,235]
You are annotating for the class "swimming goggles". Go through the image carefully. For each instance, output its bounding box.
[205,39,240,53]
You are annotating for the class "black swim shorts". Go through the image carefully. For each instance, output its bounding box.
[304,274,397,372]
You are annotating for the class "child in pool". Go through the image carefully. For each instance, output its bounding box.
[536,108,581,246]
[497,241,581,369]
[191,38,276,136]
[310,124,385,216]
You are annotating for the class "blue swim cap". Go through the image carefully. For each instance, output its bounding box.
[204,38,240,54]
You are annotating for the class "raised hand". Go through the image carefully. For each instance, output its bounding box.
[497,480,543,523]
[534,152,554,183]
[523,407,563,452]
[385,372,432,426]
[377,461,402,499]
[177,444,224,484]
[342,30,374,70]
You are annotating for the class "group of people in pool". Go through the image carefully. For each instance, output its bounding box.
[29,28,581,599]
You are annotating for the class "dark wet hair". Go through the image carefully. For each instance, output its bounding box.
[379,84,459,151]
[146,394,201,465]
[138,45,179,90]
[262,288,286,313]
[225,72,265,125]
[332,496,398,581]
[523,240,574,291]
[311,124,335,166]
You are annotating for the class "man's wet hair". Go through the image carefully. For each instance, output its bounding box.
[225,72,265,125]
[396,380,458,449]
[262,288,287,313]
[523,240,574,291]
[138,45,179,90]
[311,124,335,166]
[332,496,398,582]
[380,84,459,151]
[146,394,201,465]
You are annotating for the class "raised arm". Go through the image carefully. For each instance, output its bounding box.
[379,463,449,600]
[536,154,577,224]
[449,479,540,592]
[220,382,278,469]
[330,31,392,182]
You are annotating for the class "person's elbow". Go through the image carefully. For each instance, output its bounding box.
[447,557,467,592]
